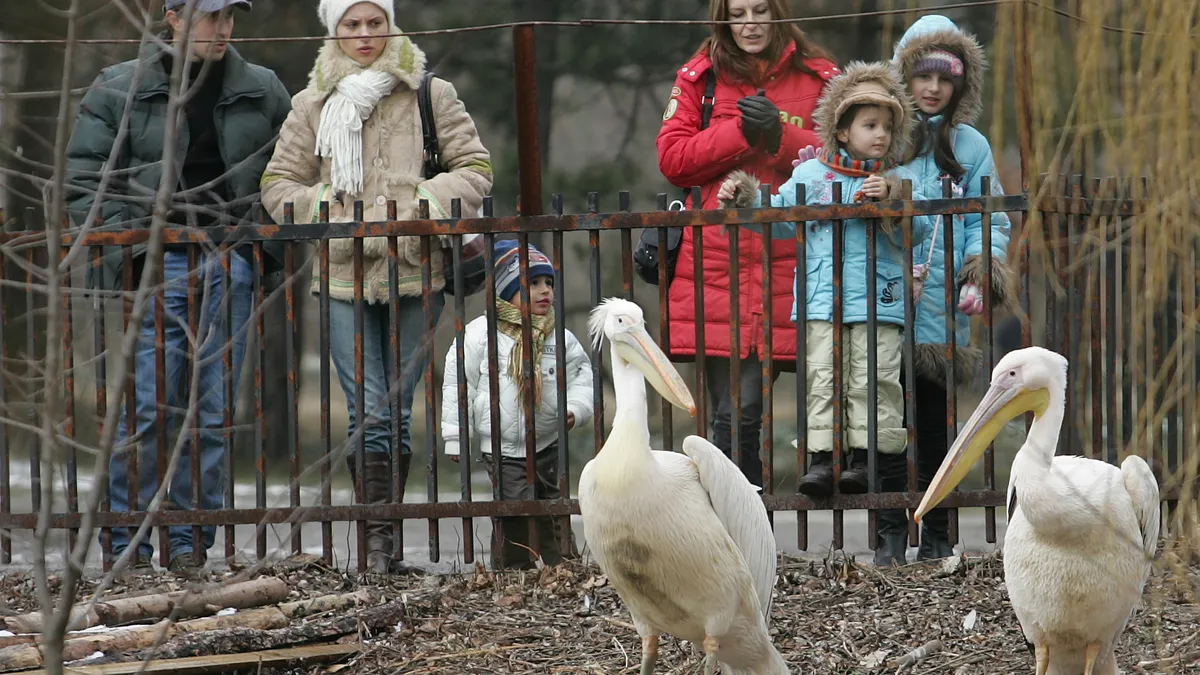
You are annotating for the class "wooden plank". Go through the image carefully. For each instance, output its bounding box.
[20,643,360,675]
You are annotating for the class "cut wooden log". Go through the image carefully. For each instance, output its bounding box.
[278,591,375,619]
[0,609,290,671]
[112,599,405,663]
[1,577,289,633]
[20,643,360,675]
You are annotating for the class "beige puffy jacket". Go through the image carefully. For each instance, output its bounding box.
[261,35,493,302]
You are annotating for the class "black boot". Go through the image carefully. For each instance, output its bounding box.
[917,509,955,560]
[347,452,397,574]
[838,449,869,494]
[874,451,909,567]
[798,452,834,498]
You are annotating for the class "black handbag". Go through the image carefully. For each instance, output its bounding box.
[417,70,488,297]
[633,69,716,286]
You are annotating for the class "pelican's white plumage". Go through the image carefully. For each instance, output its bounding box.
[579,298,787,675]
[915,346,1160,675]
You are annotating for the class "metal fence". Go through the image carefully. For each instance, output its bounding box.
[0,175,1174,572]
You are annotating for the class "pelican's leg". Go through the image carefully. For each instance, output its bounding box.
[702,634,720,675]
[639,634,659,675]
[1083,641,1101,675]
[1034,642,1048,675]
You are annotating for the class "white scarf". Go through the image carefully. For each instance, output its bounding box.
[315,69,400,196]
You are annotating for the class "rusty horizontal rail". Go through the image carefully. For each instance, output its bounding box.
[0,195,1036,247]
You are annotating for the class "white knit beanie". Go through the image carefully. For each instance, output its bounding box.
[318,0,395,36]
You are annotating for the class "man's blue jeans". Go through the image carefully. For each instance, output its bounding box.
[105,251,253,561]
[329,293,444,460]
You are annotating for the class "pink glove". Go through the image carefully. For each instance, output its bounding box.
[958,283,984,315]
[791,144,818,168]
[910,264,928,302]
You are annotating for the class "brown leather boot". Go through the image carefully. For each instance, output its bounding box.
[348,452,396,574]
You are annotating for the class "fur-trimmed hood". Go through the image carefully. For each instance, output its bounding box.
[811,60,916,167]
[308,34,427,95]
[892,15,986,126]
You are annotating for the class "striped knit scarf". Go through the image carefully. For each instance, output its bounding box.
[496,298,555,406]
[817,148,893,178]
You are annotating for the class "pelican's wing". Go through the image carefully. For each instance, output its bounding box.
[1120,454,1161,562]
[680,435,777,619]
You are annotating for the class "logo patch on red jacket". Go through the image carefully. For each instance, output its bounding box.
[663,97,679,121]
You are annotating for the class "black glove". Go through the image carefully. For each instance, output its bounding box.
[738,90,782,154]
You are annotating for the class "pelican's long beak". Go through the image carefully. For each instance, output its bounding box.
[913,381,1048,522]
[613,325,696,417]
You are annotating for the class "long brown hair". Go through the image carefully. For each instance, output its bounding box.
[906,83,967,179]
[698,0,833,85]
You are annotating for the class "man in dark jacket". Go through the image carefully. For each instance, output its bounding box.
[64,0,291,574]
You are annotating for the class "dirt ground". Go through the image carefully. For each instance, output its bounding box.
[1,550,1197,674]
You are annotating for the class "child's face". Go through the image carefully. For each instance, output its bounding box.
[512,276,555,316]
[910,73,955,115]
[836,105,893,161]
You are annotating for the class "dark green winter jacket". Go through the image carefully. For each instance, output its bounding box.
[65,41,291,288]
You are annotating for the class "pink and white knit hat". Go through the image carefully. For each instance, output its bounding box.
[913,48,965,88]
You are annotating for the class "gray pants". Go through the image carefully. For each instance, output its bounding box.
[483,443,574,569]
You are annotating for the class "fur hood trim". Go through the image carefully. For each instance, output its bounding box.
[811,61,916,167]
[892,16,986,126]
[309,35,426,95]
[913,342,982,386]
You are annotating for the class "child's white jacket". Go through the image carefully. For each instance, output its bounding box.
[441,316,595,459]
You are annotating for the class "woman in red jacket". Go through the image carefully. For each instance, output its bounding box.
[656,0,838,488]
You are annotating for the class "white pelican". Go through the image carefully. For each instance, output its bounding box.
[914,346,1160,675]
[579,298,788,675]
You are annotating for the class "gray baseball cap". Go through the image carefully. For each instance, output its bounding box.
[164,0,252,12]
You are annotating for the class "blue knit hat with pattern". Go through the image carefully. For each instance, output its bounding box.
[493,240,555,302]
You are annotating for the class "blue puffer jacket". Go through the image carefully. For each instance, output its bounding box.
[894,15,1015,385]
[760,155,933,327]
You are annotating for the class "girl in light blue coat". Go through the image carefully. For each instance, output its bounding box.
[718,61,932,500]
[881,14,1015,566]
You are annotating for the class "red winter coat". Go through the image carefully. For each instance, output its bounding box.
[657,43,839,363]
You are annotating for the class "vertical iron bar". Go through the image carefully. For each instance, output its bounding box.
[729,221,741,473]
[831,182,844,551]
[420,202,441,563]
[25,246,40,521]
[450,198,474,564]
[758,183,774,504]
[481,199,504,565]
[552,193,570,561]
[902,182,919,547]
[122,248,138,553]
[512,24,543,218]
[589,194,605,454]
[866,191,878,551]
[1063,175,1080,457]
[691,186,708,436]
[253,240,267,562]
[348,202,367,572]
[619,191,634,302]
[90,247,106,568]
[794,182,808,551]
[980,177,996,543]
[386,199,404,563]
[655,194,674,456]
[61,245,78,552]
[221,247,235,562]
[318,202,333,564]
[1103,178,1120,464]
[187,246,201,565]
[940,177,959,548]
[152,245,168,566]
[284,234,301,556]
[1087,178,1104,462]
[517,224,539,561]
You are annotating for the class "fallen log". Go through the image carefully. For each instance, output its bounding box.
[113,599,405,663]
[23,643,360,675]
[0,609,290,671]
[1,577,289,633]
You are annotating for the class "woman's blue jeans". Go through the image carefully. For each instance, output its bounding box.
[328,293,445,461]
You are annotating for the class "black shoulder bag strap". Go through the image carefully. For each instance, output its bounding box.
[677,68,718,208]
[417,70,443,179]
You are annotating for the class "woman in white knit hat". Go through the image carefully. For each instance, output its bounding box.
[261,0,494,573]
